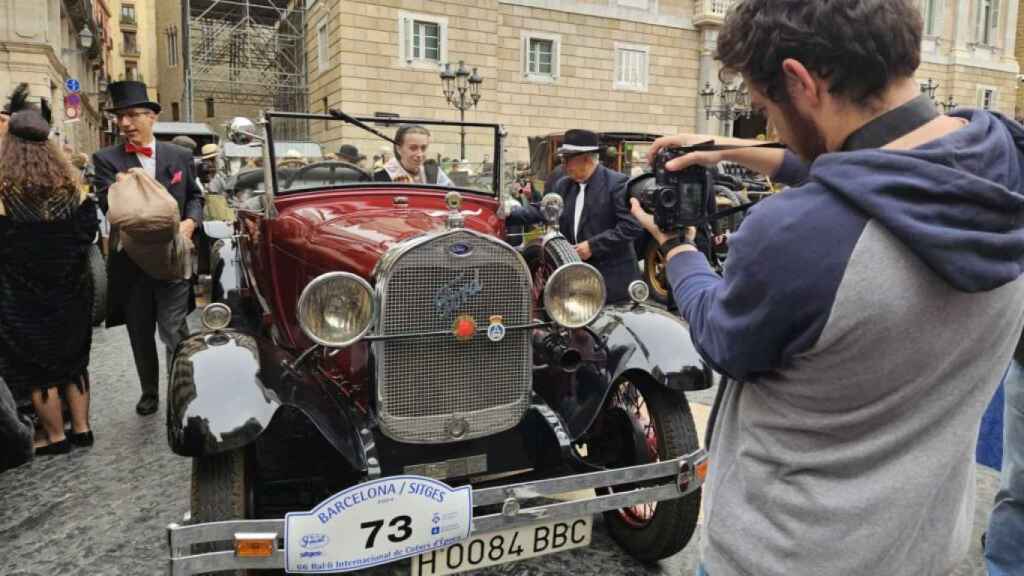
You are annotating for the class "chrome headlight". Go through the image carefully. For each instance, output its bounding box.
[297,272,375,347]
[543,262,606,328]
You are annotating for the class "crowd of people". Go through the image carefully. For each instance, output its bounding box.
[0,1,1021,574]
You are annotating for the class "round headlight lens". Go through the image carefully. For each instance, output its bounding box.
[543,263,606,328]
[200,303,232,331]
[297,272,375,347]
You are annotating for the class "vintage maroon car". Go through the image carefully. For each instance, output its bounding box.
[166,111,712,575]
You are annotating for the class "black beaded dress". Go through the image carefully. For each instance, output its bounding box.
[0,180,98,401]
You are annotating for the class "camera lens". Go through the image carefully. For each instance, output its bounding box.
[659,191,678,209]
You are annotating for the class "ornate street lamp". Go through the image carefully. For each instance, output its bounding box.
[700,78,751,136]
[439,60,483,160]
[920,78,939,101]
[940,94,959,113]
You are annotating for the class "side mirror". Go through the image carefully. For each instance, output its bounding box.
[228,117,262,145]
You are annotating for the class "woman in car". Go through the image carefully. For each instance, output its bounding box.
[0,84,97,455]
[374,124,453,185]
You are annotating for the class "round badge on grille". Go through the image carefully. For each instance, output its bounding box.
[487,315,506,342]
[446,417,469,439]
[449,242,474,257]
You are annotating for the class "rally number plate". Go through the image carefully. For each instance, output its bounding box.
[410,516,593,576]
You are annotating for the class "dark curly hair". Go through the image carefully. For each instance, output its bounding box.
[0,134,78,191]
[716,0,923,105]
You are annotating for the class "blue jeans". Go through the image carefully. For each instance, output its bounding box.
[985,358,1024,575]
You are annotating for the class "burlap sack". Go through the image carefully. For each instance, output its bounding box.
[108,168,193,280]
[108,168,179,242]
[121,232,193,281]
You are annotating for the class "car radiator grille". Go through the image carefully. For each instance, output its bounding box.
[376,231,533,444]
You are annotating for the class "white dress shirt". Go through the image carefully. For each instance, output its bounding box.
[135,139,157,179]
[573,182,587,241]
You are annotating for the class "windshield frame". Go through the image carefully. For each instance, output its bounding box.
[264,111,504,198]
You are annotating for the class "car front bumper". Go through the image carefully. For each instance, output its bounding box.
[167,448,707,575]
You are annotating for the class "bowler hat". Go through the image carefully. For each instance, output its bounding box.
[338,144,362,163]
[556,129,600,157]
[105,80,161,114]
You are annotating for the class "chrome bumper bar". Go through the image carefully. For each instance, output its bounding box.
[167,448,707,575]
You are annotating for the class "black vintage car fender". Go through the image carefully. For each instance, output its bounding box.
[167,330,370,474]
[553,302,713,439]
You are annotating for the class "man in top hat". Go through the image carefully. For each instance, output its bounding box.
[91,80,203,417]
[510,129,643,303]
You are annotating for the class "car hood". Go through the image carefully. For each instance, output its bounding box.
[290,198,502,279]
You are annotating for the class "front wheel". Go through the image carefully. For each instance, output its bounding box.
[87,243,107,326]
[191,449,253,576]
[585,377,701,561]
[642,238,672,306]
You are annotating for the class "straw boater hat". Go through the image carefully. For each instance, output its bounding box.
[200,143,220,160]
[556,129,601,157]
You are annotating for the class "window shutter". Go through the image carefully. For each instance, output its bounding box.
[522,36,529,76]
[991,0,1000,41]
[552,39,559,79]
[403,16,413,62]
[974,0,984,42]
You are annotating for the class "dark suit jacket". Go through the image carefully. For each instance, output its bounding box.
[517,164,642,303]
[92,141,204,327]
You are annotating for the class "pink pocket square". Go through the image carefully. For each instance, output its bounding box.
[170,170,183,185]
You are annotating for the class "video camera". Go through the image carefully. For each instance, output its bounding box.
[629,144,718,232]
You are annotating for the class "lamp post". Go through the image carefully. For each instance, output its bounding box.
[62,26,94,57]
[439,60,482,161]
[920,78,939,105]
[940,94,959,113]
[700,80,751,137]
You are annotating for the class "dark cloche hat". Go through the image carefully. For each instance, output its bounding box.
[105,80,161,113]
[4,83,52,142]
[556,129,601,157]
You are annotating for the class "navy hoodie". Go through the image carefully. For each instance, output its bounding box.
[669,110,1024,576]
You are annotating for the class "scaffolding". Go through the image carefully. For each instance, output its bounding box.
[183,0,308,139]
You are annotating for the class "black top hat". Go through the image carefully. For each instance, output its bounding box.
[556,129,601,156]
[105,80,161,113]
[338,144,363,162]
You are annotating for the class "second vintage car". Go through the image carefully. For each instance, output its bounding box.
[166,112,713,575]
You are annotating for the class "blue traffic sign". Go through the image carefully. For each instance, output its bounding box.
[65,79,81,93]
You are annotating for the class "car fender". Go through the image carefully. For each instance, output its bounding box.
[168,331,369,473]
[560,302,713,439]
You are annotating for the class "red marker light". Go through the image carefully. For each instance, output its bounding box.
[453,316,477,340]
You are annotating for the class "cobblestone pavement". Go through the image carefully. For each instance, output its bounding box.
[0,326,997,575]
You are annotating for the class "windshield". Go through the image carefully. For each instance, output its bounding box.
[265,112,502,196]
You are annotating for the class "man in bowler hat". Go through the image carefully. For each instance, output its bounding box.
[511,129,643,302]
[91,81,203,416]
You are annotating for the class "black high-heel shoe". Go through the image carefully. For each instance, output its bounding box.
[34,438,71,455]
[69,430,94,447]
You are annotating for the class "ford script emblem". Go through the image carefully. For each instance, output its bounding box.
[449,242,473,257]
[434,270,482,318]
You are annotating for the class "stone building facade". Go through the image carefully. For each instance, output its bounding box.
[306,0,715,162]
[0,0,112,154]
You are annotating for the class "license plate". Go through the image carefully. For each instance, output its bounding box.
[410,516,592,576]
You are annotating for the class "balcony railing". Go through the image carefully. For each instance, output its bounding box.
[694,0,733,26]
[120,16,137,26]
[122,45,140,56]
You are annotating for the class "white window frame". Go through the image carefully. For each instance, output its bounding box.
[317,19,329,72]
[520,31,561,82]
[614,43,650,92]
[398,11,448,69]
[977,85,998,110]
[920,0,944,36]
[974,0,1001,46]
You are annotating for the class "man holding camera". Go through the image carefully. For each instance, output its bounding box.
[512,129,642,303]
[630,1,1024,574]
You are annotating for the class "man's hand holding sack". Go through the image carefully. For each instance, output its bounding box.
[107,168,193,280]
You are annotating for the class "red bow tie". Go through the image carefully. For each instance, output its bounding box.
[125,143,153,158]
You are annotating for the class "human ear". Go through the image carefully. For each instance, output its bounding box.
[781,58,821,107]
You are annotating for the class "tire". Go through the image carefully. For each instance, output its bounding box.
[191,449,253,576]
[642,238,672,306]
[591,377,701,562]
[87,244,107,327]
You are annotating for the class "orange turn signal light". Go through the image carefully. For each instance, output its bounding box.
[234,532,277,558]
[695,459,709,482]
